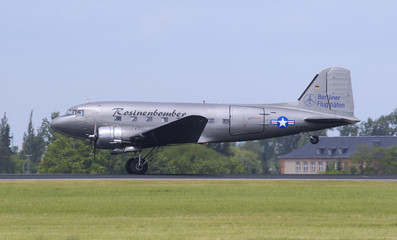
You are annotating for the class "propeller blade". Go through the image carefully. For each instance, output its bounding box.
[90,140,93,153]
[93,142,97,161]
[93,121,97,161]
[88,121,97,154]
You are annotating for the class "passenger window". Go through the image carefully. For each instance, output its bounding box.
[223,119,230,124]
[146,117,153,122]
[130,116,138,122]
[208,118,215,124]
[114,116,121,121]
[161,117,168,123]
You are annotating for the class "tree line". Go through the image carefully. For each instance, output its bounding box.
[325,108,397,174]
[1,109,397,174]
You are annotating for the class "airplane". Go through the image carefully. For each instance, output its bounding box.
[51,67,359,174]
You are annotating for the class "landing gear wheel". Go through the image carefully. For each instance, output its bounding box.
[125,157,148,174]
[310,136,319,144]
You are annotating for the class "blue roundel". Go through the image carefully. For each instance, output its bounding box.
[277,116,289,128]
[270,116,296,128]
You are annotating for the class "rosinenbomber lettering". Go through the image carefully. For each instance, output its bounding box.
[112,108,187,118]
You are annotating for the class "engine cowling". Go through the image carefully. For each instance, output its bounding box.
[96,126,135,149]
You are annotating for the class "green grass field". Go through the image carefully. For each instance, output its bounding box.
[0,180,397,240]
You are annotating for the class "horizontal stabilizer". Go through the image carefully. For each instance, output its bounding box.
[130,115,208,148]
[305,116,360,124]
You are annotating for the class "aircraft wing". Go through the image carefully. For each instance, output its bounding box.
[130,115,208,148]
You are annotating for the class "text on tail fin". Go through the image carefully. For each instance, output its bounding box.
[298,67,355,116]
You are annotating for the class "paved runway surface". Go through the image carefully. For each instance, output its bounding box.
[1,174,397,180]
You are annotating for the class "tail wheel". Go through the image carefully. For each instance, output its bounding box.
[125,157,148,174]
[310,136,319,144]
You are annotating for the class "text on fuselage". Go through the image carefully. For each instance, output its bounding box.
[112,108,187,118]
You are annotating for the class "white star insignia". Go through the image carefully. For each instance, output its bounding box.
[278,118,287,127]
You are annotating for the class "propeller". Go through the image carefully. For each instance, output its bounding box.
[89,122,98,161]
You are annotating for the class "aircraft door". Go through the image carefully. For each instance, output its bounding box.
[82,108,96,134]
[229,106,264,135]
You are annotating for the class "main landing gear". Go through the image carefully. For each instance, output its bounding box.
[125,147,160,174]
[125,157,148,174]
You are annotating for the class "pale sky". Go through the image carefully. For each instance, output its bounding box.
[1,1,397,148]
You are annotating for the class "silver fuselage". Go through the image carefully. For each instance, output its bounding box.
[51,100,343,145]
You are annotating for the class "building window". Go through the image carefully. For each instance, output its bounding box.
[296,162,301,172]
[146,117,153,122]
[161,117,168,123]
[303,162,308,172]
[328,148,336,155]
[311,162,315,172]
[318,162,323,172]
[317,148,325,155]
[334,161,338,170]
[114,116,121,121]
[130,116,137,122]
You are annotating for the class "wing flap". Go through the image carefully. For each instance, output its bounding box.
[130,115,208,148]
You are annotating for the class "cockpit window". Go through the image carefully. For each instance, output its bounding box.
[66,109,84,116]
[66,109,77,115]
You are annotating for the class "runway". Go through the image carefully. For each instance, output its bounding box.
[1,174,397,180]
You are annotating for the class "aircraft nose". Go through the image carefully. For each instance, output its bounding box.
[50,115,87,139]
[51,115,78,136]
[50,117,66,134]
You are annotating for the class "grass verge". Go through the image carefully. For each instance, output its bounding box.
[0,180,396,240]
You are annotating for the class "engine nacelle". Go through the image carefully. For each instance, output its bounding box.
[96,126,135,149]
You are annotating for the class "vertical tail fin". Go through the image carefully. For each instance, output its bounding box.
[298,67,357,119]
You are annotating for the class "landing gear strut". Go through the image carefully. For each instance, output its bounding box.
[125,147,160,174]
